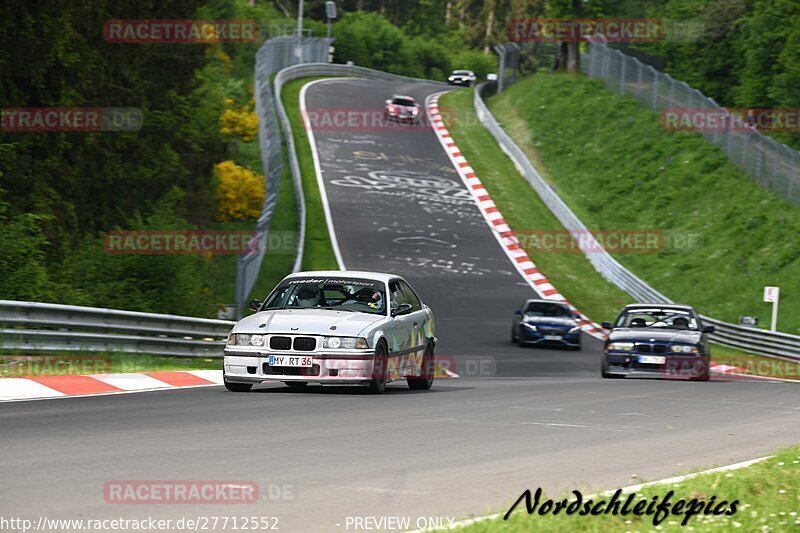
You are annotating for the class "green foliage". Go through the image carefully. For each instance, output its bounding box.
[637,0,800,149]
[332,11,498,79]
[490,73,800,334]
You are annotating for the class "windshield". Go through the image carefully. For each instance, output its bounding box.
[263,277,387,315]
[392,98,416,107]
[453,70,471,75]
[615,308,699,330]
[524,302,573,318]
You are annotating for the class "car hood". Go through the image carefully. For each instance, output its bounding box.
[608,328,702,344]
[232,309,386,337]
[522,315,577,327]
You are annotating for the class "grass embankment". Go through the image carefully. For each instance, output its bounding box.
[449,444,800,532]
[439,88,797,378]
[485,73,800,335]
[0,351,220,377]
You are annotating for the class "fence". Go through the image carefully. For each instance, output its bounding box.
[583,38,800,205]
[474,82,800,360]
[0,301,233,357]
[237,36,334,319]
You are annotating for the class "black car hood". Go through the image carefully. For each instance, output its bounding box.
[608,328,702,344]
[522,315,577,327]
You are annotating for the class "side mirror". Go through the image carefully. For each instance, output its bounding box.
[385,99,392,105]
[249,299,262,312]
[392,303,413,317]
[514,310,522,316]
[702,325,715,333]
[574,313,581,320]
[601,321,613,329]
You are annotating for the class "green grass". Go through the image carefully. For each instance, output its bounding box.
[485,73,800,335]
[439,89,634,323]
[449,444,800,532]
[281,77,339,271]
[0,351,220,377]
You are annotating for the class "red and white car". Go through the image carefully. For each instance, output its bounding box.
[384,95,421,123]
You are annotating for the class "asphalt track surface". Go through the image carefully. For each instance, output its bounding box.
[1,79,798,532]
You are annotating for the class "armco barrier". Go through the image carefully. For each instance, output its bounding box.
[0,301,233,357]
[474,82,800,361]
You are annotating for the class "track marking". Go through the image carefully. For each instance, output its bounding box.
[299,78,353,270]
[425,93,607,340]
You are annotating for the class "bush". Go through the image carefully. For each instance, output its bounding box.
[214,161,265,222]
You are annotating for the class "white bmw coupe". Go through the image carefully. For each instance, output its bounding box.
[223,271,436,394]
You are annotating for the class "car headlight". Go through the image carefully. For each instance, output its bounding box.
[323,337,368,349]
[231,334,264,347]
[522,322,538,331]
[607,342,634,351]
[671,344,699,354]
[568,326,581,334]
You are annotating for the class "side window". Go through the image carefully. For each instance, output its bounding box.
[399,281,422,311]
[389,281,408,309]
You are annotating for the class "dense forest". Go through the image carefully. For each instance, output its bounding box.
[1,0,796,317]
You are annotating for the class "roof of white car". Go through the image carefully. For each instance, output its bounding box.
[285,271,402,284]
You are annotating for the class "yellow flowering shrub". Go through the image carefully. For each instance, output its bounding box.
[215,161,265,222]
[220,97,258,141]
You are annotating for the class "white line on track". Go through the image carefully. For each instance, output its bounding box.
[299,78,352,271]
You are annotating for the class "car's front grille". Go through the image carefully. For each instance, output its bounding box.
[538,326,570,336]
[270,336,291,350]
[293,337,316,351]
[636,344,667,354]
[263,364,320,376]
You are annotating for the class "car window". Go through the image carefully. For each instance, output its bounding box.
[389,281,408,310]
[399,281,422,311]
[263,277,387,315]
[615,308,699,330]
[392,98,416,107]
[524,302,572,318]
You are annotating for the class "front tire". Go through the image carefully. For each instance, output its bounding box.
[408,344,434,390]
[511,326,519,344]
[368,342,388,394]
[224,379,252,392]
[601,359,623,379]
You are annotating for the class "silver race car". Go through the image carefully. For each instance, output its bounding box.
[223,271,436,394]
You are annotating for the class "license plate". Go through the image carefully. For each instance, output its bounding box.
[544,335,562,341]
[268,355,313,367]
[639,355,666,365]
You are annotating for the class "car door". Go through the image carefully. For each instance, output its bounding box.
[387,280,413,381]
[398,280,428,376]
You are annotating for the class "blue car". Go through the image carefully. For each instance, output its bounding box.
[511,299,582,350]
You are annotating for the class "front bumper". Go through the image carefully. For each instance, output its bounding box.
[519,326,581,347]
[448,79,472,86]
[224,350,377,385]
[604,353,709,377]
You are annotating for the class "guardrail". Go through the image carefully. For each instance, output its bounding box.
[474,82,800,361]
[0,301,234,357]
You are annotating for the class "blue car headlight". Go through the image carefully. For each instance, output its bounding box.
[522,322,538,331]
